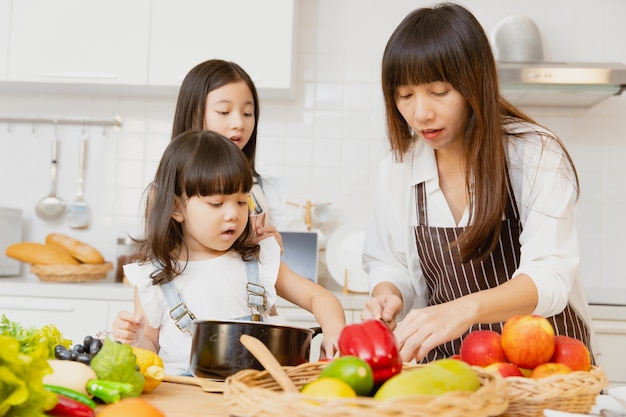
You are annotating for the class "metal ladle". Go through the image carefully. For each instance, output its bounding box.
[35,137,65,220]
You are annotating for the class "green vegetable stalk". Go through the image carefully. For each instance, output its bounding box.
[86,380,134,404]
[0,315,64,417]
[89,338,145,398]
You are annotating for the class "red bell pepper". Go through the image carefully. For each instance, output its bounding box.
[337,319,403,385]
[46,393,95,417]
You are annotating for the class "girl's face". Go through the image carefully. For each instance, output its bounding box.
[203,81,255,151]
[395,81,469,152]
[172,192,250,260]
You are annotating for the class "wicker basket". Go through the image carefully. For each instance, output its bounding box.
[501,365,608,417]
[30,262,113,282]
[224,361,509,417]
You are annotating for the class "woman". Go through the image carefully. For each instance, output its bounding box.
[360,3,598,364]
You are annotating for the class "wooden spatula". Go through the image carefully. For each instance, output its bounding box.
[162,374,224,393]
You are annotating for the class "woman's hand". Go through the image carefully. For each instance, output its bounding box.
[360,293,403,330]
[393,302,473,362]
[318,337,339,360]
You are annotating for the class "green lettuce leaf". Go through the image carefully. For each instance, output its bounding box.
[90,338,145,397]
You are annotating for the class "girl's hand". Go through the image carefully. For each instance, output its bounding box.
[111,311,145,346]
[360,294,402,330]
[318,336,339,360]
[251,223,284,253]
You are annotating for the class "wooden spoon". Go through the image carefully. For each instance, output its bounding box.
[239,334,298,393]
[162,374,224,393]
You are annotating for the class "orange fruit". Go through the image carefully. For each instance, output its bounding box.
[98,398,165,417]
[318,356,374,396]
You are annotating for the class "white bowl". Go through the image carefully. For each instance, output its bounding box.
[608,386,626,410]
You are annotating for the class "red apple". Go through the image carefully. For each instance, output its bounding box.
[484,362,524,378]
[459,330,507,367]
[501,315,555,369]
[531,362,572,378]
[550,335,591,372]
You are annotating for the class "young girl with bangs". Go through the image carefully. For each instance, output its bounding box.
[360,3,599,365]
[112,131,345,375]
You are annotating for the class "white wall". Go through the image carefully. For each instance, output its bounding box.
[1,0,625,296]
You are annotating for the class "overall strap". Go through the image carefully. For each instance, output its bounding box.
[160,281,196,334]
[245,259,267,321]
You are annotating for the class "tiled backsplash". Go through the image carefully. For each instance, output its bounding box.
[1,0,625,296]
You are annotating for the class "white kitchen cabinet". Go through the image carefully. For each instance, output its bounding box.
[0,295,109,345]
[589,305,626,388]
[147,0,297,99]
[7,0,150,85]
[0,0,10,80]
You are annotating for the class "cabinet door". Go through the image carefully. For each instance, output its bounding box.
[0,295,108,345]
[148,0,296,98]
[0,0,10,80]
[593,319,626,387]
[7,0,150,85]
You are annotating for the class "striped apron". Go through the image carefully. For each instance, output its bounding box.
[413,180,593,362]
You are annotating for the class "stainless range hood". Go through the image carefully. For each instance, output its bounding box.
[497,61,626,109]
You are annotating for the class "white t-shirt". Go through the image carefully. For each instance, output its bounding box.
[124,237,281,375]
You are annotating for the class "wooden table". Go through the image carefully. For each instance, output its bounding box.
[96,382,231,417]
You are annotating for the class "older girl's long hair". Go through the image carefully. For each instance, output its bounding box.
[171,59,261,177]
[381,3,579,262]
[141,130,259,285]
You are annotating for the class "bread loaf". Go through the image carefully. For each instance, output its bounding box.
[45,233,105,264]
[6,242,80,265]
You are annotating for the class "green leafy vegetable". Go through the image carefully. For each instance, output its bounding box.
[0,315,62,417]
[89,338,145,398]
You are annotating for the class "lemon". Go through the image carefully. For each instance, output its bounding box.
[301,377,357,400]
[132,346,165,393]
[318,356,374,396]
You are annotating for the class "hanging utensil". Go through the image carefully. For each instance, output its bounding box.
[35,137,66,220]
[67,137,89,229]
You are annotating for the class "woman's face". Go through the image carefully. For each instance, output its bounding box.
[395,81,469,152]
[203,81,256,151]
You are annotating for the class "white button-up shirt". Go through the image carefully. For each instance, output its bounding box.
[363,121,597,353]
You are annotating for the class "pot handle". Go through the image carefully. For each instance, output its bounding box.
[310,326,323,338]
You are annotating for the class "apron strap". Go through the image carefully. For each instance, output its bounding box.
[245,259,267,321]
[160,281,197,334]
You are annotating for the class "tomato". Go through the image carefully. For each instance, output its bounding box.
[318,356,374,396]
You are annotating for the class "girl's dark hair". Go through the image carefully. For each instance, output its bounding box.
[171,59,261,177]
[140,130,259,285]
[381,3,579,262]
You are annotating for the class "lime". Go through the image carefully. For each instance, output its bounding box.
[301,377,357,399]
[318,356,374,396]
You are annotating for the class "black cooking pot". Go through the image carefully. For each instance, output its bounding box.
[189,320,322,378]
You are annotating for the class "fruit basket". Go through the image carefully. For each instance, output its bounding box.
[30,262,113,282]
[223,361,509,417]
[500,365,608,417]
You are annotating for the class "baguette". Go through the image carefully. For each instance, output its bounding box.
[45,233,105,264]
[6,242,80,265]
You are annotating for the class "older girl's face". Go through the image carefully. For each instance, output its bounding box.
[395,81,469,152]
[203,81,255,151]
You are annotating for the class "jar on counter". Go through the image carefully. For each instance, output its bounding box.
[115,236,141,283]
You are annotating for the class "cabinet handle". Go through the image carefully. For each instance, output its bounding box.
[37,72,118,80]
[0,303,74,312]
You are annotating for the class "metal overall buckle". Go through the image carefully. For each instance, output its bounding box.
[169,302,197,334]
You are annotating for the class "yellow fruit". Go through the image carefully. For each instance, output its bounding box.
[132,347,165,393]
[98,397,165,417]
[318,356,374,396]
[374,359,480,401]
[301,377,357,400]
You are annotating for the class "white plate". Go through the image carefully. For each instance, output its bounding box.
[325,222,369,293]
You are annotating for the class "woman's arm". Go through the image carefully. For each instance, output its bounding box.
[275,262,346,359]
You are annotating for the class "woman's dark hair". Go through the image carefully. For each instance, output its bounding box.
[171,59,261,176]
[381,3,579,262]
[141,130,259,284]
